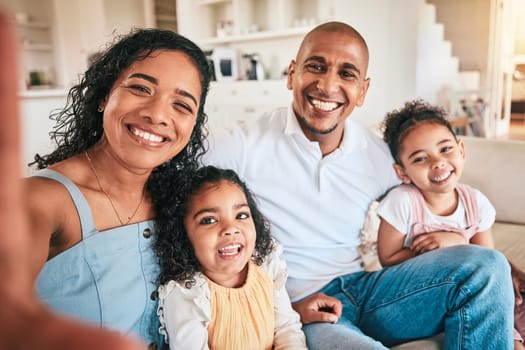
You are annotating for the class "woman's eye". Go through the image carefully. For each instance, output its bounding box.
[199,217,217,225]
[174,101,193,114]
[129,84,150,94]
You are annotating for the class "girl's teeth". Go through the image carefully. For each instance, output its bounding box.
[218,244,241,255]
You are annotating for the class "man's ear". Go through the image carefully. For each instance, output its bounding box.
[393,163,411,184]
[286,60,296,91]
[356,77,371,107]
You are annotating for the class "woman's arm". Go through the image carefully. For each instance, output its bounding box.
[0,10,145,350]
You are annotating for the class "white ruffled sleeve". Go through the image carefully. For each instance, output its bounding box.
[263,243,308,350]
[157,276,211,350]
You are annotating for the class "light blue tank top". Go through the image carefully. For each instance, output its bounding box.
[34,169,161,348]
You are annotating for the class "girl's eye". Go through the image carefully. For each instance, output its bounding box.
[199,217,217,225]
[236,212,250,220]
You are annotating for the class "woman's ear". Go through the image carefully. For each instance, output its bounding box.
[393,163,412,184]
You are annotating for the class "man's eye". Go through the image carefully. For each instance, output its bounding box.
[340,71,356,79]
[307,64,323,72]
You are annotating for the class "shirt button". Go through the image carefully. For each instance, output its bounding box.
[143,228,152,238]
[150,290,158,300]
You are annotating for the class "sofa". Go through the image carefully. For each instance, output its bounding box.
[369,136,525,349]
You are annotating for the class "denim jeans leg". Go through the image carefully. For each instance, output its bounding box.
[302,277,388,350]
[301,245,514,349]
[356,245,514,349]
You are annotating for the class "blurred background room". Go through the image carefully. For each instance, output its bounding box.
[1,0,524,169]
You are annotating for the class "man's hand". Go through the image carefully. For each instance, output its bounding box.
[292,293,342,324]
[411,231,468,254]
[0,9,145,350]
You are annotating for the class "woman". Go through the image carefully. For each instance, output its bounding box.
[25,28,211,349]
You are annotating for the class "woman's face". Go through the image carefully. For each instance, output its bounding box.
[100,50,202,171]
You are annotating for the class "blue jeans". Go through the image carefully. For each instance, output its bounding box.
[302,245,514,349]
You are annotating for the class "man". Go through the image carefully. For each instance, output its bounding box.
[0,10,145,350]
[204,21,515,348]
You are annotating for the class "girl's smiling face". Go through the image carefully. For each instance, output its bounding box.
[184,180,257,288]
[394,122,466,196]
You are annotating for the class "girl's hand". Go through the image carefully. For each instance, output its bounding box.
[410,231,468,254]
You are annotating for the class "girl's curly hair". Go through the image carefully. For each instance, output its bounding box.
[380,99,457,165]
[29,28,212,206]
[155,166,275,288]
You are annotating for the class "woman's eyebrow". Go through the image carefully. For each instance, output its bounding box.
[129,73,198,106]
[129,72,157,84]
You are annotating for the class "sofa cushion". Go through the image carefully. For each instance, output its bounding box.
[460,137,525,224]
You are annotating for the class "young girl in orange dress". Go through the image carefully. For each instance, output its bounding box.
[155,166,307,350]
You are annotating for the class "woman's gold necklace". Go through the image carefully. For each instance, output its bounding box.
[85,151,145,226]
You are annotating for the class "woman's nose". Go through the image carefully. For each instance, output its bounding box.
[142,96,169,126]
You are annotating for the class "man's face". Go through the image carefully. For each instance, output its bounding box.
[287,30,370,143]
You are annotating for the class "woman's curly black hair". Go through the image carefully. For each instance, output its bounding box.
[28,28,212,209]
[155,166,275,288]
[380,99,457,166]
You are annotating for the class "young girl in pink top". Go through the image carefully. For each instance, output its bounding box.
[377,99,524,348]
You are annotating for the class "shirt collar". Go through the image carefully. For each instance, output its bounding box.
[284,104,368,155]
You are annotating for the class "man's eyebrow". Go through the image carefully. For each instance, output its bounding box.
[304,56,326,64]
[129,73,198,107]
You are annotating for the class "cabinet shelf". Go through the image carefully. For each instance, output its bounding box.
[197,0,232,5]
[200,25,313,45]
[17,21,51,30]
[22,43,53,51]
